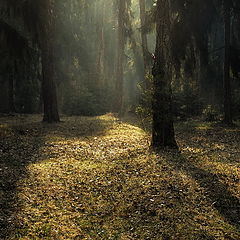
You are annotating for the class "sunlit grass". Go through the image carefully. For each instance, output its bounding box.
[0,114,239,239]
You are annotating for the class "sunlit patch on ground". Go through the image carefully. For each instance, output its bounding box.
[0,114,239,239]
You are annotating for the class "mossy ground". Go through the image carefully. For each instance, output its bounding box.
[0,114,239,239]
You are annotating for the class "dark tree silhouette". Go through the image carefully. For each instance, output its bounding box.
[38,0,60,122]
[151,0,178,149]
[223,0,233,125]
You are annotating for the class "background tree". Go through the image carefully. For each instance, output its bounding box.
[1,0,240,129]
[139,0,151,89]
[38,0,60,122]
[223,0,232,124]
[115,0,126,114]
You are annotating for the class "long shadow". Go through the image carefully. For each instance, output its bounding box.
[0,116,112,239]
[164,151,240,230]
[121,116,240,233]
[120,113,150,131]
[0,127,44,239]
[121,116,240,223]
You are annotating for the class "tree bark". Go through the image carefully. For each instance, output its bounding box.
[115,0,125,115]
[223,0,232,124]
[8,62,15,113]
[151,0,178,149]
[198,34,209,98]
[96,0,105,88]
[139,0,150,88]
[39,0,60,123]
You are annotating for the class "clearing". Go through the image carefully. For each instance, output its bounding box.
[0,114,239,240]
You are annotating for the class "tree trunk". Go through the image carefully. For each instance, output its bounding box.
[39,0,60,123]
[41,41,59,122]
[96,0,105,88]
[151,0,178,149]
[139,0,150,88]
[115,0,125,115]
[198,35,209,98]
[223,0,232,124]
[8,63,15,113]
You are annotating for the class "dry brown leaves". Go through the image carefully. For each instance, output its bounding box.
[0,114,239,239]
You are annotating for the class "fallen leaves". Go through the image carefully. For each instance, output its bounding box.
[0,114,239,239]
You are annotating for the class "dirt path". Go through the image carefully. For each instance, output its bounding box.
[0,114,239,239]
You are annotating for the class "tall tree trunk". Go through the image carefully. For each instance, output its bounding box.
[223,0,232,124]
[198,35,209,98]
[96,0,105,88]
[139,0,150,88]
[151,0,178,149]
[39,0,60,123]
[8,62,15,113]
[115,0,125,115]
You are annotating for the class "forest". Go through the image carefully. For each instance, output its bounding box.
[0,0,240,239]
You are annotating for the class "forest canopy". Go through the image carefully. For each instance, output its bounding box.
[1,0,240,126]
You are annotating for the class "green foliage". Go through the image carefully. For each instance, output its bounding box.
[136,76,204,123]
[135,74,153,128]
[62,85,112,116]
[202,105,219,122]
[15,79,40,114]
[173,86,203,120]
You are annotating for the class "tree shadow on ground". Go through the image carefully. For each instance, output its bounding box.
[0,115,113,239]
[164,151,240,231]
[0,129,43,239]
[120,113,151,131]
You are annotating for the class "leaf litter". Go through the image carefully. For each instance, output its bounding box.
[0,114,239,239]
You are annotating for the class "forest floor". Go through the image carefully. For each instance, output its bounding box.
[0,114,240,240]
